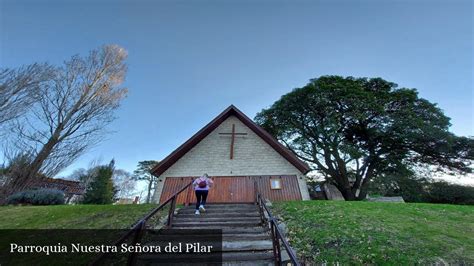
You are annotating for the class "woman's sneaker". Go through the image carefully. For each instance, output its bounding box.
[195,210,200,215]
[199,205,206,212]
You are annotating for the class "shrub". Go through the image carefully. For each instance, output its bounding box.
[396,176,429,203]
[81,160,116,204]
[425,181,474,205]
[368,170,429,203]
[369,174,474,205]
[7,188,65,205]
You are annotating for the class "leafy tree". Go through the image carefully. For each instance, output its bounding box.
[66,159,105,189]
[82,160,116,204]
[67,160,135,201]
[133,160,158,203]
[255,76,473,200]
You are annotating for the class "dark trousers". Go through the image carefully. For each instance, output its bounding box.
[195,190,208,210]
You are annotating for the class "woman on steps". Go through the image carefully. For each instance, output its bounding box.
[193,173,213,215]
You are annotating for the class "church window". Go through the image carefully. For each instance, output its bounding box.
[270,179,282,189]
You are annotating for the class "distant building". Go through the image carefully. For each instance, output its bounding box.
[31,177,85,203]
[115,196,140,204]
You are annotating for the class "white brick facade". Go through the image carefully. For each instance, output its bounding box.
[152,115,310,202]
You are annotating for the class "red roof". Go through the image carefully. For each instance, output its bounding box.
[151,105,310,176]
[32,178,85,195]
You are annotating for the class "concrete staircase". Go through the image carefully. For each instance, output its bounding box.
[138,203,275,265]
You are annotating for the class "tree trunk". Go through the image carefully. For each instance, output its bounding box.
[146,180,153,204]
[8,134,60,196]
[356,189,368,200]
[26,139,57,177]
[355,177,372,200]
[336,184,357,201]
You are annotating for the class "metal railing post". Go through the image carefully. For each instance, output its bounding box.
[258,195,265,227]
[274,221,282,265]
[254,179,258,205]
[185,179,192,206]
[254,182,301,266]
[270,221,279,266]
[91,180,193,265]
[167,195,177,228]
[127,221,145,266]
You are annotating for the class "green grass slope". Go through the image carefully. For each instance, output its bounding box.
[0,204,156,229]
[0,205,161,265]
[273,201,474,265]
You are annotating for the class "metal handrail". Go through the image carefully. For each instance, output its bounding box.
[91,179,194,266]
[254,181,301,266]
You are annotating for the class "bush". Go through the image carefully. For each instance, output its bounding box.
[368,170,428,202]
[369,174,474,205]
[396,176,429,203]
[81,160,116,204]
[7,188,65,205]
[425,181,474,205]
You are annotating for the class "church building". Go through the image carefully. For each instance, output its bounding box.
[151,105,311,204]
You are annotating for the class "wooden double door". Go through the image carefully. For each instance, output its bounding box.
[159,176,255,204]
[159,175,302,204]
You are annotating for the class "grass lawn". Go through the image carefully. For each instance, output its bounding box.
[0,204,165,265]
[0,204,157,229]
[273,201,474,265]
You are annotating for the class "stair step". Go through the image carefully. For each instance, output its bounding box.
[177,212,260,216]
[178,208,258,214]
[173,217,261,223]
[150,227,268,235]
[222,259,274,266]
[138,260,274,266]
[146,232,270,241]
[225,251,274,261]
[172,221,261,228]
[180,204,256,210]
[183,203,256,207]
[172,227,268,234]
[223,240,273,251]
[223,233,270,241]
[144,239,272,252]
[137,250,274,264]
[180,205,257,210]
[176,213,260,219]
[135,202,279,264]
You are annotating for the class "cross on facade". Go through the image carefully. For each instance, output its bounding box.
[218,123,247,159]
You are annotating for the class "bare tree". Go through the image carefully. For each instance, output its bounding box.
[0,63,52,126]
[114,169,136,199]
[7,45,128,194]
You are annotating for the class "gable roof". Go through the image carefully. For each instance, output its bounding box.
[31,177,85,195]
[150,105,310,176]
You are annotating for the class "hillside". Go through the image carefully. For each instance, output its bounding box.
[1,202,472,264]
[272,201,474,265]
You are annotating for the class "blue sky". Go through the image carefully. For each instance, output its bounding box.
[0,0,472,178]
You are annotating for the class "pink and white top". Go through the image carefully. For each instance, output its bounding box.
[193,176,214,191]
